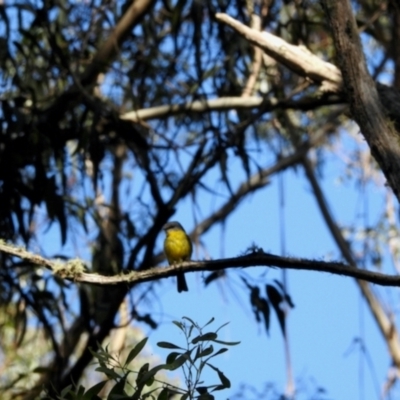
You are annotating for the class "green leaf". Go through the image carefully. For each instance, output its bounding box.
[125,337,148,365]
[182,316,197,327]
[207,364,231,389]
[166,351,181,364]
[196,387,215,399]
[32,366,51,373]
[209,348,228,357]
[210,339,241,346]
[76,385,86,396]
[199,393,214,400]
[60,384,73,397]
[157,341,182,349]
[188,323,194,338]
[196,387,208,394]
[90,345,112,363]
[137,364,166,385]
[164,354,188,371]
[136,363,150,383]
[172,320,184,331]
[203,317,215,327]
[95,366,121,380]
[194,345,213,361]
[84,380,108,398]
[204,271,225,286]
[215,321,229,333]
[192,332,217,344]
[107,375,128,398]
[266,284,285,336]
[273,279,295,308]
[157,387,170,400]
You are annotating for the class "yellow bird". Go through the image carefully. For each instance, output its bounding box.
[163,221,192,292]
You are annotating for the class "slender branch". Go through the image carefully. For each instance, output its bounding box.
[215,13,342,92]
[2,242,400,288]
[121,97,265,121]
[241,13,264,97]
[120,95,343,122]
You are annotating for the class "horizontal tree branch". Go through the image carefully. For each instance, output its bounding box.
[1,241,400,287]
[121,97,264,121]
[120,94,343,122]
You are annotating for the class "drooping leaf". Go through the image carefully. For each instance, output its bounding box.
[125,337,148,366]
[207,363,231,389]
[266,284,285,336]
[193,345,213,361]
[84,380,108,399]
[107,375,128,398]
[166,351,181,364]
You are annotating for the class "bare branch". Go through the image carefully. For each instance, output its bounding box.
[2,241,400,288]
[120,97,266,121]
[215,13,342,92]
[120,95,343,122]
[241,13,264,97]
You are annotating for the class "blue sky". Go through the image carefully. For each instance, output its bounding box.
[97,126,395,399]
[38,124,398,399]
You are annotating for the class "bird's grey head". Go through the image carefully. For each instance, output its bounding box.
[162,221,185,231]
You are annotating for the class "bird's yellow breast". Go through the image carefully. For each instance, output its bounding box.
[164,229,192,264]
